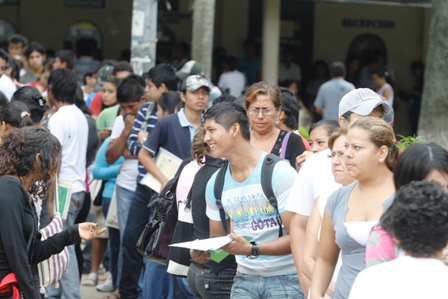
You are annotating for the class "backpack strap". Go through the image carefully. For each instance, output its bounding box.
[279,132,292,159]
[261,154,283,238]
[214,160,229,233]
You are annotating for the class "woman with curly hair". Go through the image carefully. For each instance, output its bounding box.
[350,181,448,298]
[0,127,105,299]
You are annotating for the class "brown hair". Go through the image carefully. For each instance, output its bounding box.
[328,127,348,150]
[244,81,281,110]
[349,116,400,171]
[191,126,209,165]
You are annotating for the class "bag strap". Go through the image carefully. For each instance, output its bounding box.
[184,187,193,211]
[279,132,292,159]
[261,154,283,238]
[141,102,156,133]
[214,160,229,233]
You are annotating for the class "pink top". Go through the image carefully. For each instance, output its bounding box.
[365,225,400,268]
[175,159,203,203]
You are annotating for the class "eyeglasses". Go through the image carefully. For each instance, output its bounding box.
[247,108,276,116]
[327,151,345,160]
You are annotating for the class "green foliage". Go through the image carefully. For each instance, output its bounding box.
[298,125,310,140]
[396,134,427,150]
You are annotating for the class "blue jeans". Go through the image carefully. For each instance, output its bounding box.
[141,260,174,299]
[187,262,235,299]
[115,184,134,286]
[177,277,197,299]
[230,272,304,299]
[102,196,120,288]
[119,183,156,299]
[45,191,85,299]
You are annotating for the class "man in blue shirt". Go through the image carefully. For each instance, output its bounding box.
[139,75,210,192]
[314,62,355,121]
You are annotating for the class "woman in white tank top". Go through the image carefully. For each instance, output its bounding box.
[372,67,394,106]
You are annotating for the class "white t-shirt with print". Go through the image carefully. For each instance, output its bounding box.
[110,115,139,192]
[48,104,88,193]
[285,149,340,216]
[206,153,297,277]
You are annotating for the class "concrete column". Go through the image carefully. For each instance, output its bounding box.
[130,0,158,75]
[261,0,280,84]
[192,0,216,80]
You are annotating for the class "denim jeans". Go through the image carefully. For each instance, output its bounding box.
[101,196,120,288]
[45,191,85,299]
[177,277,197,299]
[187,262,235,299]
[115,184,134,286]
[230,272,304,299]
[141,259,174,299]
[119,184,156,299]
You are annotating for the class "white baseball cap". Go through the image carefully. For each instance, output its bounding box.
[339,88,391,118]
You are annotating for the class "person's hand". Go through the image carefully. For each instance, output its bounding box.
[78,222,106,241]
[296,151,313,171]
[99,128,112,140]
[158,177,169,194]
[221,233,250,256]
[138,131,149,143]
[325,281,336,297]
[190,249,210,264]
[124,114,136,135]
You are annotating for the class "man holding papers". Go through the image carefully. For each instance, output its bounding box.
[137,74,210,298]
[193,102,304,298]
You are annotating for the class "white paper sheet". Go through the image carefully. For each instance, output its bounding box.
[169,236,233,251]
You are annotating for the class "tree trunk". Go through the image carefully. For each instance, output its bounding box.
[419,0,448,148]
[191,0,215,80]
[130,0,158,75]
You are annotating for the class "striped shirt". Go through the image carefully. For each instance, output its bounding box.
[128,102,158,184]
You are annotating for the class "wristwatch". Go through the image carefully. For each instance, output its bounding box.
[247,242,259,259]
[139,137,147,147]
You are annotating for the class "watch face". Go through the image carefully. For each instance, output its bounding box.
[247,255,258,260]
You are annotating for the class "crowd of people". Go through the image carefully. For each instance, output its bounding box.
[0,32,447,299]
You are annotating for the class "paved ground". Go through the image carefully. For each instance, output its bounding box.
[80,274,111,299]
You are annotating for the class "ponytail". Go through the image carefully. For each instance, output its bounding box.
[385,143,401,172]
[0,101,34,129]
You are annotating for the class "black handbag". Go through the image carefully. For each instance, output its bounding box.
[136,176,180,265]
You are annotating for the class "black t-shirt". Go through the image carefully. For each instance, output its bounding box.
[191,156,237,274]
[0,176,81,298]
[271,130,306,168]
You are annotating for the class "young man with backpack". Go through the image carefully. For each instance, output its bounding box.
[193,102,304,298]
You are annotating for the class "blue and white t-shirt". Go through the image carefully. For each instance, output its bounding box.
[205,152,297,277]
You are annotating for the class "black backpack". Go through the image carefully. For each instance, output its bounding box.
[214,154,284,238]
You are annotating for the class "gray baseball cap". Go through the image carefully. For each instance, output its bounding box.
[181,75,211,92]
[339,88,391,118]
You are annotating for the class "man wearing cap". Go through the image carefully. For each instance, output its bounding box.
[117,64,177,298]
[287,88,391,295]
[177,60,222,106]
[134,75,209,298]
